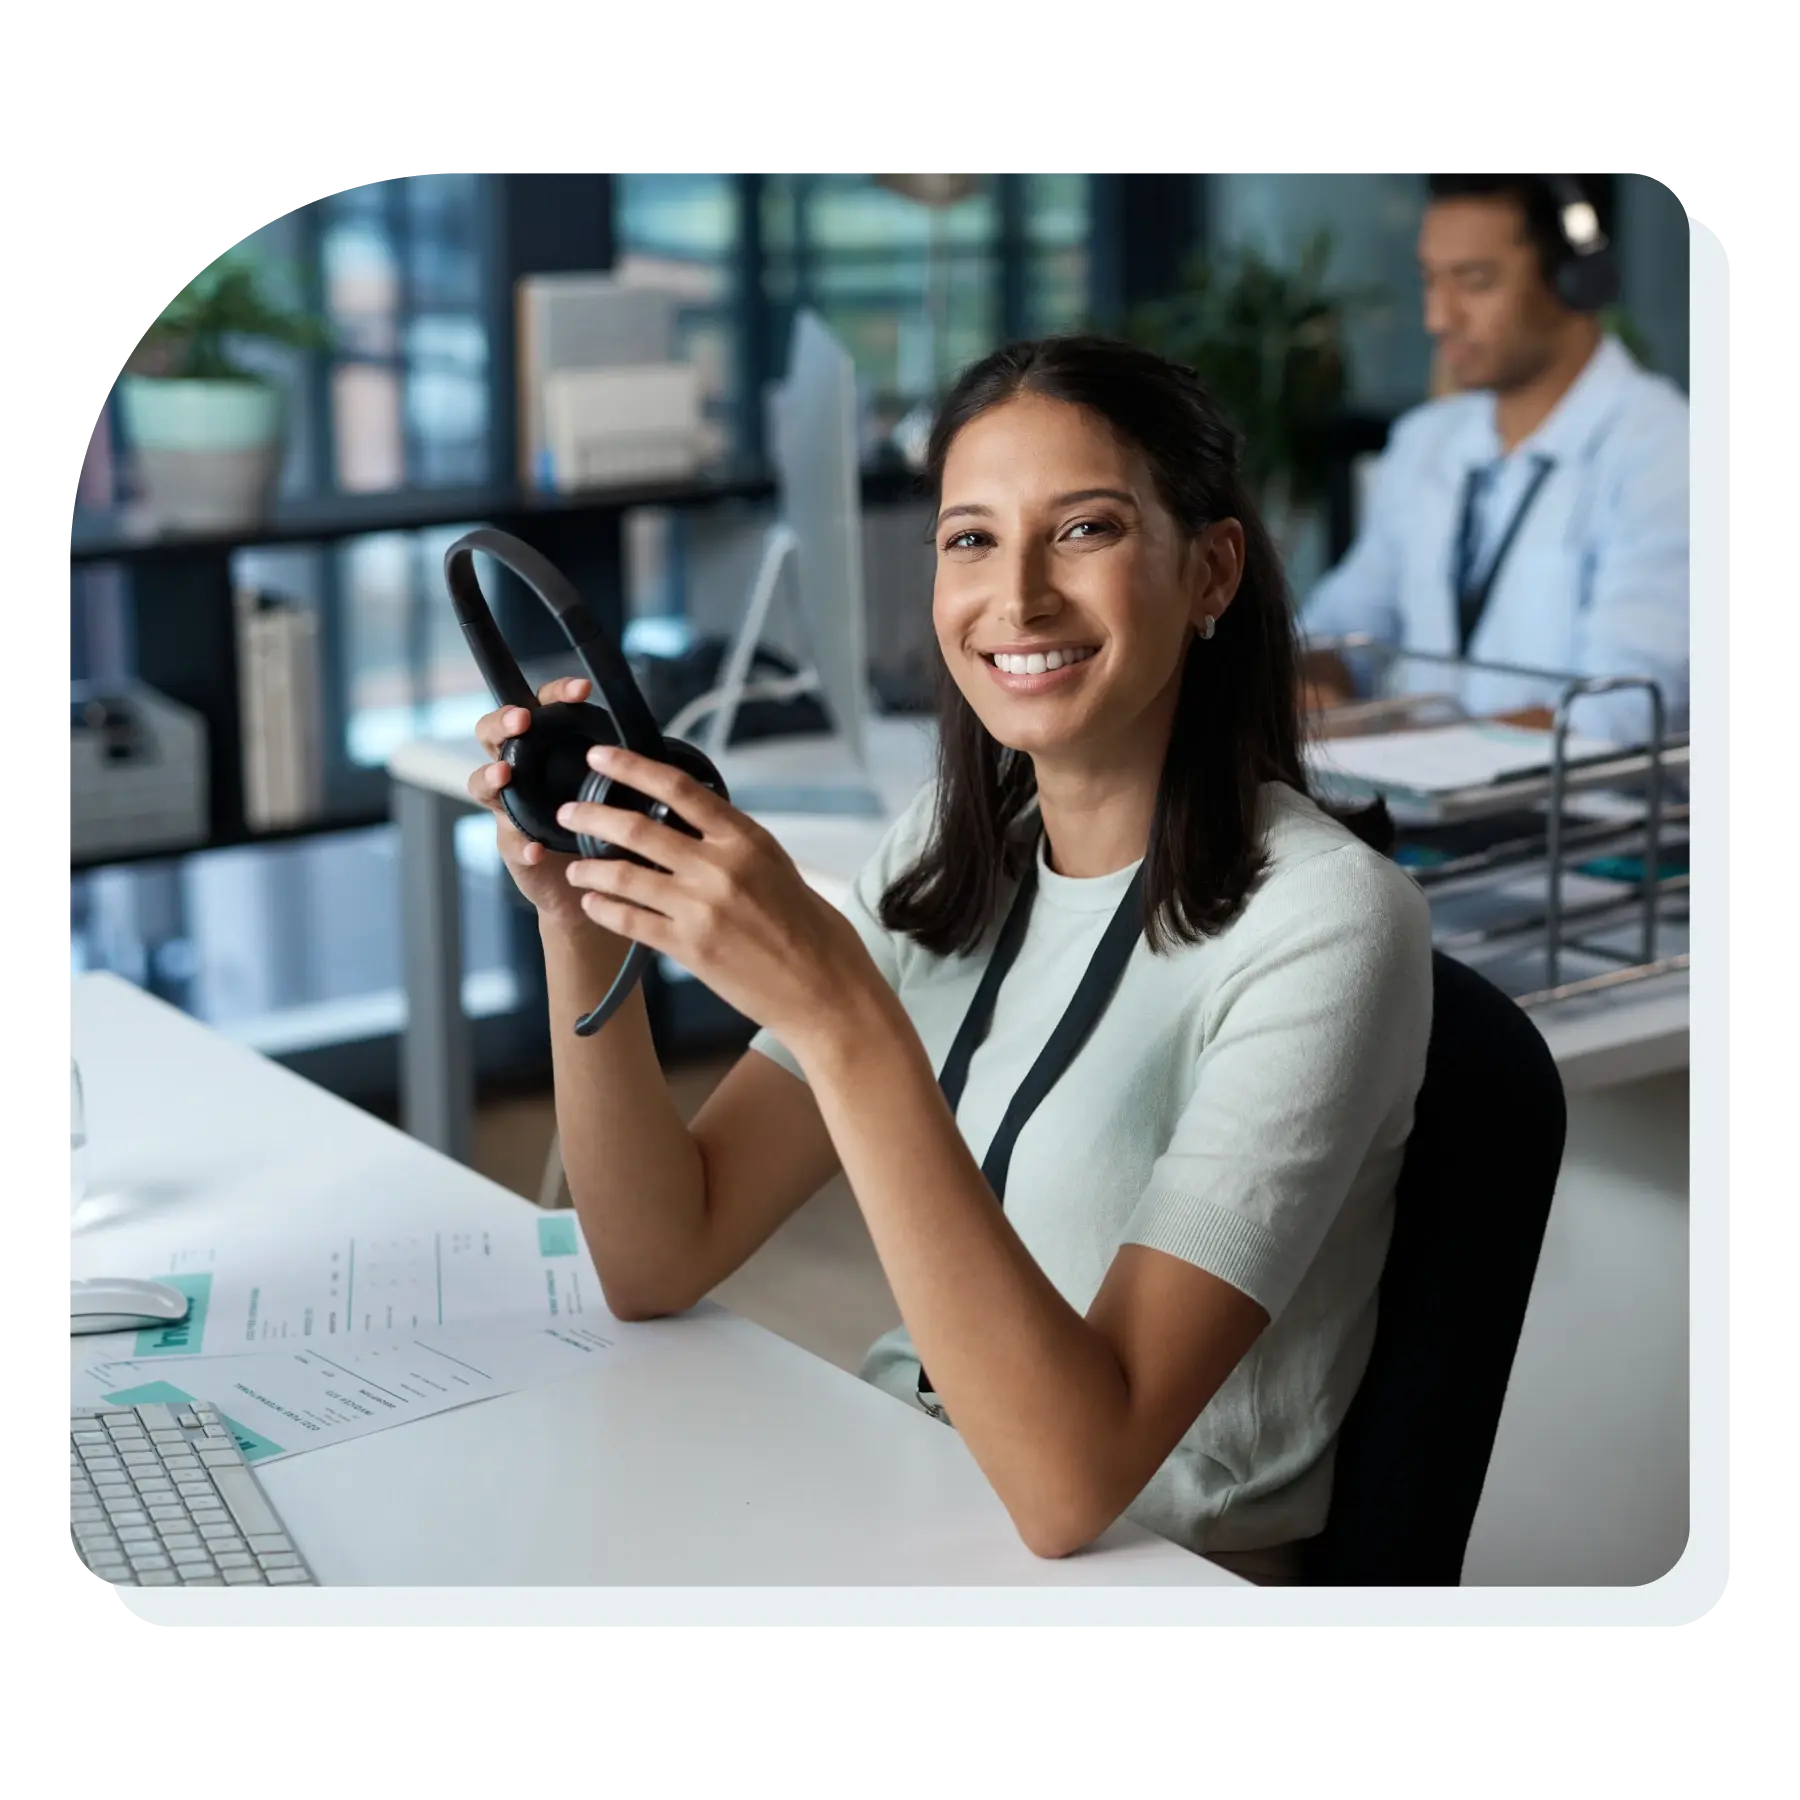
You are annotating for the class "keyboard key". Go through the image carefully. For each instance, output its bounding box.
[211,1465,281,1537]
[188,1509,229,1527]
[222,1566,264,1584]
[71,1506,105,1526]
[138,1570,180,1585]
[135,1403,179,1430]
[89,1561,131,1582]
[198,1522,239,1542]
[266,1566,312,1585]
[184,1576,224,1585]
[148,1507,188,1525]
[246,1534,290,1555]
[116,1525,157,1543]
[214,1551,254,1569]
[106,1509,148,1528]
[257,1552,301,1570]
[171,1548,212,1567]
[160,1533,202,1553]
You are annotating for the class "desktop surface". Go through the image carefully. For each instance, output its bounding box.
[70,973,1232,1590]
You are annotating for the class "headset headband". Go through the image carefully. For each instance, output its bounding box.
[444,526,666,756]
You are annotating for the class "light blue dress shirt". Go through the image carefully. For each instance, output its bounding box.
[1301,336,1690,744]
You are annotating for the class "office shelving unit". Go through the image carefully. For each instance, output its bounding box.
[70,461,924,876]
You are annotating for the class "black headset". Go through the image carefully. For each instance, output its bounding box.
[1540,174,1621,314]
[445,527,729,1038]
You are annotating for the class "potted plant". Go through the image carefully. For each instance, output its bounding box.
[1123,230,1380,568]
[119,250,328,532]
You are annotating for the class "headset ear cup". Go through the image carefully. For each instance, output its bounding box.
[500,733,579,854]
[571,738,729,862]
[660,736,729,802]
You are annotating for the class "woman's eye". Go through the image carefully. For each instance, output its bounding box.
[1065,519,1116,541]
[943,530,985,552]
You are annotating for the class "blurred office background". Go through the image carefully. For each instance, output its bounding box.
[70,172,1690,1105]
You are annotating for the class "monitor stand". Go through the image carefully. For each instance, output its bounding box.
[668,522,887,820]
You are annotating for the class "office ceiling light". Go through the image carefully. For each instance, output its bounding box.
[875,174,980,207]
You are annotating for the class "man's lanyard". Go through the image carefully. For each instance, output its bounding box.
[1454,454,1555,656]
[917,849,1147,1406]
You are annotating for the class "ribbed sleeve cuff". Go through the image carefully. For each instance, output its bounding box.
[1124,1185,1296,1319]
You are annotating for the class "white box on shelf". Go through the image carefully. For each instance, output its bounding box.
[541,363,704,492]
[71,681,209,863]
[515,275,677,487]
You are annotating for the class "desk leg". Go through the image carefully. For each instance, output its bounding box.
[397,780,473,1165]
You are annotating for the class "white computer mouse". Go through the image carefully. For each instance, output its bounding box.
[70,1277,191,1336]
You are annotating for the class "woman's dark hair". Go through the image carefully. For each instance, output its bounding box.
[879,332,1388,958]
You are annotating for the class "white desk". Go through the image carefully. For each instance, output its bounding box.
[71,972,1231,1595]
[387,721,1690,1154]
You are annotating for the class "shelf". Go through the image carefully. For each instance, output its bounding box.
[72,808,392,875]
[69,460,926,567]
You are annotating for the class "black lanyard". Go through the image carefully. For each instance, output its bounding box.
[917,847,1147,1405]
[1454,454,1554,656]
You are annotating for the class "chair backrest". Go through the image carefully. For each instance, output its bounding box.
[1303,951,1567,1585]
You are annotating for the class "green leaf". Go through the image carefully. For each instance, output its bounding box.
[1126,227,1386,510]
[133,248,331,382]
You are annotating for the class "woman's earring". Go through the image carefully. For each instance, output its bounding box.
[1199,615,1216,641]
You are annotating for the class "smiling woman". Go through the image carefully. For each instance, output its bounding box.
[468,333,1434,1579]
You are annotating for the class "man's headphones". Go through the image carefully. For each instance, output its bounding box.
[1540,174,1620,314]
[445,527,729,1038]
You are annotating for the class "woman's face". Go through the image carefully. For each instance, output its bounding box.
[931,392,1241,769]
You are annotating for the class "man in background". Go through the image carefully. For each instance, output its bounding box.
[1301,174,1688,746]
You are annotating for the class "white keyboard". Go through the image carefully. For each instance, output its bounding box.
[70,1402,316,1586]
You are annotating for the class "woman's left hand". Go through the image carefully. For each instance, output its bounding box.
[556,744,880,1043]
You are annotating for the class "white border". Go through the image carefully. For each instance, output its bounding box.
[102,200,1728,1634]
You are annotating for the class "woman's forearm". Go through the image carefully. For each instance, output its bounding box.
[789,982,1140,1551]
[539,919,709,1318]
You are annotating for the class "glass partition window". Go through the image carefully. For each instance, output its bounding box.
[762,175,1001,420]
[613,174,740,460]
[318,175,493,491]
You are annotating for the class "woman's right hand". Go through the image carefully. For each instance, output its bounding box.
[468,676,604,933]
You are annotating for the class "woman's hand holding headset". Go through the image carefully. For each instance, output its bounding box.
[469,673,879,1049]
[547,742,884,1048]
[466,677,601,933]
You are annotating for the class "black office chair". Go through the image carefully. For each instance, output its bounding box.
[1302,951,1567,1585]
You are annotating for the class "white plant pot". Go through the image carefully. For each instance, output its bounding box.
[118,376,285,532]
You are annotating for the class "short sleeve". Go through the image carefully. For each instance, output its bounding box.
[748,781,937,1084]
[1123,845,1433,1321]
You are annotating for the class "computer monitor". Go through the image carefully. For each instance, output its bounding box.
[692,310,884,817]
